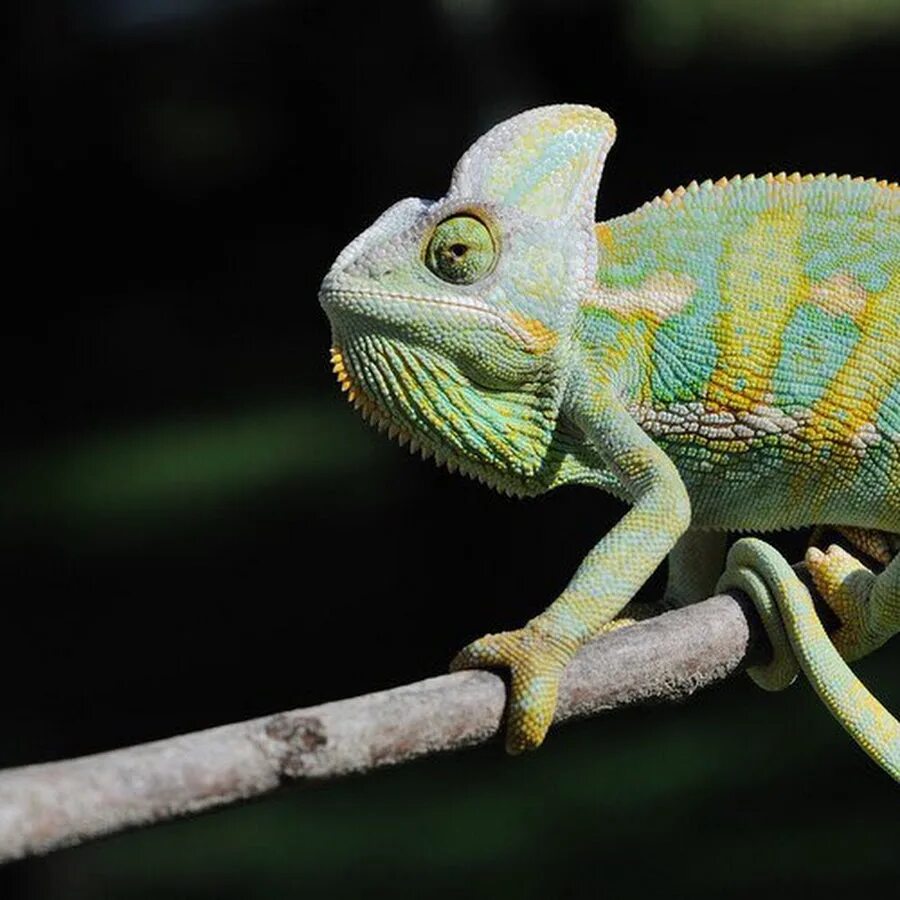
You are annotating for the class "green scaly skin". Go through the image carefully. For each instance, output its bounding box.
[319,106,900,779]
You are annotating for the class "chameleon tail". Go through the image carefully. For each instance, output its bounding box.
[718,537,900,781]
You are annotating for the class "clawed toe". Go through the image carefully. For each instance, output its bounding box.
[805,543,877,660]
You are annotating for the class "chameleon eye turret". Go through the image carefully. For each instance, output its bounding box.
[425,214,495,284]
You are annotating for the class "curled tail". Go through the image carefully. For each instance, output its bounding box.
[718,537,900,782]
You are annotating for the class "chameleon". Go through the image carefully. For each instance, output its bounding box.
[319,104,900,780]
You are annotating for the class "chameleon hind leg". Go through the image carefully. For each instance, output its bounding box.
[805,536,900,661]
[664,529,728,608]
[717,537,900,780]
[808,525,900,567]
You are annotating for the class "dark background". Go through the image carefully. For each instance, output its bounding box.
[3,1,899,897]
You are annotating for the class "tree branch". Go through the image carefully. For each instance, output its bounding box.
[0,591,765,865]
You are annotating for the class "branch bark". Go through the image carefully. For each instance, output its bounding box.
[0,590,766,865]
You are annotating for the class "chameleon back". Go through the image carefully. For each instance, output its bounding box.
[583,174,900,531]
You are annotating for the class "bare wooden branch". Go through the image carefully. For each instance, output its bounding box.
[0,591,764,865]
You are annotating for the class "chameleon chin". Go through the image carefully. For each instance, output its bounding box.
[320,104,900,780]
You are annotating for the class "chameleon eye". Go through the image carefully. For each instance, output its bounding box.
[425,215,495,285]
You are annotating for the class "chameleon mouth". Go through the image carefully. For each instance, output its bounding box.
[320,285,538,349]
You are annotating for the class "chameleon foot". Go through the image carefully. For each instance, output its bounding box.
[805,544,878,661]
[808,525,897,566]
[450,624,577,754]
[451,618,635,753]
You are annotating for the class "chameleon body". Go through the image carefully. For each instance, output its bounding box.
[319,106,900,779]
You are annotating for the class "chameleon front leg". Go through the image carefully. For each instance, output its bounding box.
[717,538,900,780]
[451,393,691,753]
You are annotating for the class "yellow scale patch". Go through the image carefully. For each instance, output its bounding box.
[594,222,615,251]
[707,205,808,414]
[799,271,900,478]
[508,313,559,354]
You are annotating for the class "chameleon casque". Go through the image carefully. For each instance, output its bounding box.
[319,105,900,779]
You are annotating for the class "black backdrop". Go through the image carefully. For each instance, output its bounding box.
[4,2,899,897]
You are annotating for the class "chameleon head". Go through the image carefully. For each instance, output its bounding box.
[319,105,616,486]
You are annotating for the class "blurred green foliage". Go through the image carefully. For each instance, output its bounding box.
[630,0,900,60]
[4,402,385,540]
